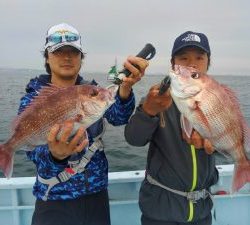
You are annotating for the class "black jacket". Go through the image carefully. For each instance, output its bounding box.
[125,103,218,223]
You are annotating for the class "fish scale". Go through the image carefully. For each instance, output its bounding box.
[201,90,244,158]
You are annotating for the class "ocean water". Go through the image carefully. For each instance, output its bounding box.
[0,68,250,178]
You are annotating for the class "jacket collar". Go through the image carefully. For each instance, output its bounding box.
[37,74,83,85]
[25,74,85,93]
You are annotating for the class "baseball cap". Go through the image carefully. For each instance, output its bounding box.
[171,31,210,56]
[44,23,83,53]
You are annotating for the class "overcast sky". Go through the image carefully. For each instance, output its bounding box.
[0,0,249,75]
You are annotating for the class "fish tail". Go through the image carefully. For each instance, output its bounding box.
[0,144,14,178]
[232,160,250,193]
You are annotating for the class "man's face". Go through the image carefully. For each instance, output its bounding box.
[173,47,209,73]
[47,46,82,80]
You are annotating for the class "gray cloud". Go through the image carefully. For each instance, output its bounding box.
[0,0,249,75]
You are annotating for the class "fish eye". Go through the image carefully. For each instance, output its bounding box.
[90,89,99,97]
[191,73,199,79]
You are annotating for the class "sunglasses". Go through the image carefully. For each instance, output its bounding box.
[47,32,80,45]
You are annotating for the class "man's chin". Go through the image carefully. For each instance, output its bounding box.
[59,73,78,80]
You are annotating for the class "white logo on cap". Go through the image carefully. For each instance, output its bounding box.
[182,34,201,43]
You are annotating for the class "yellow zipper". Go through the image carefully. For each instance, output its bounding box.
[187,144,197,222]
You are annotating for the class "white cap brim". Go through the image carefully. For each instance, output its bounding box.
[47,42,83,53]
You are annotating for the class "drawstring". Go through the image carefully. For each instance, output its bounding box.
[159,112,165,128]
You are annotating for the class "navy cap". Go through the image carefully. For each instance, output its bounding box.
[171,31,210,56]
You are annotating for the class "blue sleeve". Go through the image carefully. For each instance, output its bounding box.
[26,145,67,178]
[104,89,135,126]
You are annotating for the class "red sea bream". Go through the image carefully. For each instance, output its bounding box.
[169,65,250,193]
[0,84,117,178]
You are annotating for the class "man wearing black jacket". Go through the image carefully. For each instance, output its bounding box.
[125,31,218,225]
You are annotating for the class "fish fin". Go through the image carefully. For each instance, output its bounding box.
[180,114,193,138]
[243,125,250,155]
[31,85,64,103]
[231,161,250,193]
[38,84,62,95]
[10,85,66,132]
[0,144,14,178]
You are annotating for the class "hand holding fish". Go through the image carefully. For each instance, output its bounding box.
[142,84,172,116]
[47,121,89,161]
[182,130,214,154]
[119,56,149,99]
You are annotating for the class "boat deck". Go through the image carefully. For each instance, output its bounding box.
[0,165,250,225]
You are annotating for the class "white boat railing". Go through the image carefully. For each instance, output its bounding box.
[0,165,250,225]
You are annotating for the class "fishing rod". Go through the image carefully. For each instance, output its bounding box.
[110,43,170,96]
[113,43,156,85]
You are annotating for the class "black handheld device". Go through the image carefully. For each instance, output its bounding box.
[114,43,156,84]
[158,75,171,95]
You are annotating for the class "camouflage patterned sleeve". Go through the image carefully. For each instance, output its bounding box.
[104,90,135,126]
[26,145,68,178]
